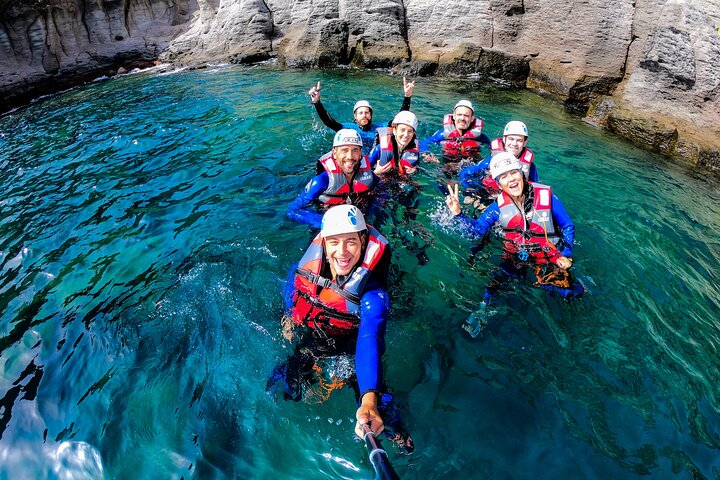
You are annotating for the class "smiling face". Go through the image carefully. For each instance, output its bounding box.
[453,106,475,130]
[393,123,416,149]
[503,134,527,157]
[333,145,362,175]
[324,232,363,278]
[354,107,373,128]
[497,169,525,199]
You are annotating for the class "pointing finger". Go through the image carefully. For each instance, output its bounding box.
[316,81,321,91]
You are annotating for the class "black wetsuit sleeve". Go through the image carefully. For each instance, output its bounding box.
[314,101,343,131]
[369,248,392,290]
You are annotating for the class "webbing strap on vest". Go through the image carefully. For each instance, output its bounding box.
[295,268,362,305]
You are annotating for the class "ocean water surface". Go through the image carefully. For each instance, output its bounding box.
[0,65,719,479]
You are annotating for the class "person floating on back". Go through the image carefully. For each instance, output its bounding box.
[308,77,415,155]
[445,152,584,337]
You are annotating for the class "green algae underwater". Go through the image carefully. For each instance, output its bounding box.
[0,65,719,479]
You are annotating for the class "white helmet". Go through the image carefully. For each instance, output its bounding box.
[453,100,474,114]
[353,100,373,113]
[504,121,528,137]
[333,129,363,148]
[321,205,367,238]
[392,111,418,131]
[489,152,522,181]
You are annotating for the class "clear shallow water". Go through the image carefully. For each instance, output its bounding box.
[0,65,719,479]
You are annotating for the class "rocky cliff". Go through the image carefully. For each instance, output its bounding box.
[1,0,718,170]
[0,0,195,107]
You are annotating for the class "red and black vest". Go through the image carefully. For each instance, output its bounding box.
[490,138,535,179]
[497,183,561,264]
[441,114,485,157]
[292,226,388,334]
[317,151,375,205]
[375,127,420,175]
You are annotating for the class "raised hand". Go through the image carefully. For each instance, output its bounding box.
[308,81,321,103]
[445,181,462,216]
[403,76,415,97]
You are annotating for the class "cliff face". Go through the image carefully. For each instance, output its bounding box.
[0,0,195,106]
[1,0,718,170]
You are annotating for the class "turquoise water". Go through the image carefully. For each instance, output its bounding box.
[1,65,719,479]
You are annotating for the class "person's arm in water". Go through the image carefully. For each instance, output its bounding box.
[459,156,491,189]
[551,194,575,258]
[286,172,329,229]
[419,128,444,151]
[308,82,343,131]
[445,182,499,239]
[354,285,390,437]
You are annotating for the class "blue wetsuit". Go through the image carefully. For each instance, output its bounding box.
[277,255,391,399]
[287,172,332,229]
[287,170,377,229]
[353,279,390,396]
[453,184,583,301]
[313,96,411,155]
[460,155,539,190]
[419,128,491,153]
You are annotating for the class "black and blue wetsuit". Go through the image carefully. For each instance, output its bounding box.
[313,96,412,155]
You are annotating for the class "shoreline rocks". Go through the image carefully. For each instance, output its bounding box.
[1,0,718,172]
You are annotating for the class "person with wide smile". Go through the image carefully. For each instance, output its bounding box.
[268,205,414,452]
[369,110,421,176]
[445,152,584,337]
[459,120,539,208]
[287,129,377,229]
[420,99,491,169]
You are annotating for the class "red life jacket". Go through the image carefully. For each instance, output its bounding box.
[317,151,375,205]
[441,114,485,157]
[376,127,419,175]
[483,140,536,190]
[497,183,561,264]
[292,226,388,334]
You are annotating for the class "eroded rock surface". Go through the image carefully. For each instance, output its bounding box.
[1,0,718,169]
[0,0,194,108]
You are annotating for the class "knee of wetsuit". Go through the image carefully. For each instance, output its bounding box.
[568,281,585,300]
[540,282,584,301]
[266,362,302,403]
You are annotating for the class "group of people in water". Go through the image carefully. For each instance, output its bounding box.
[268,77,585,454]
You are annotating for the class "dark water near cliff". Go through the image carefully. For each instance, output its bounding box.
[0,65,718,479]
